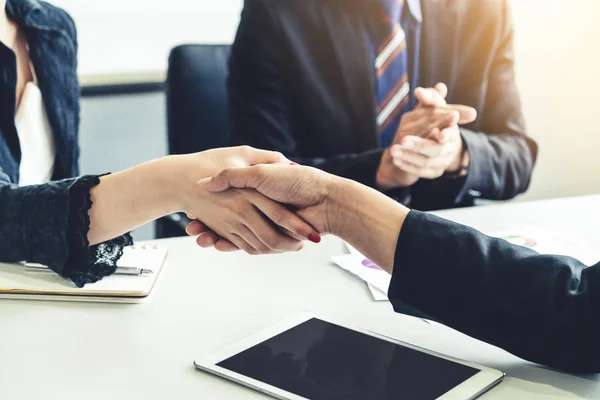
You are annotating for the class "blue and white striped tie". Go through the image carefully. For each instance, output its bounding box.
[374,0,411,148]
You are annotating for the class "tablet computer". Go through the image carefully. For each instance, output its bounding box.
[194,313,504,400]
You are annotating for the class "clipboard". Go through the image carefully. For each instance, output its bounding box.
[0,244,167,303]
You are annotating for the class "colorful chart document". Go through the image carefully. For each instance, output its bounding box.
[335,226,600,302]
[490,226,600,267]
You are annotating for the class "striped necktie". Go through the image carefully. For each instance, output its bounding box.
[374,0,410,148]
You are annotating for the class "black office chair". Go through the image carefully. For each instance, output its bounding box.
[156,44,232,238]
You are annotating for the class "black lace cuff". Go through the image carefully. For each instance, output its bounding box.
[63,175,133,287]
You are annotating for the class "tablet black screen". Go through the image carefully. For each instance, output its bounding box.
[218,318,479,400]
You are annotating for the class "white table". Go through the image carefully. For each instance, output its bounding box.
[1,195,599,399]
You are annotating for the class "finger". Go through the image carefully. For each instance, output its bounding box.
[434,82,448,98]
[427,127,441,141]
[238,145,290,166]
[438,104,477,124]
[235,224,280,254]
[186,220,210,236]
[196,231,219,248]
[398,136,444,158]
[395,161,445,180]
[414,86,447,107]
[401,108,458,137]
[390,146,429,168]
[279,227,304,242]
[226,231,261,255]
[393,150,429,168]
[417,110,459,139]
[437,126,461,144]
[396,150,454,169]
[252,194,317,242]
[214,239,240,252]
[244,202,306,252]
[186,213,195,219]
[198,166,266,193]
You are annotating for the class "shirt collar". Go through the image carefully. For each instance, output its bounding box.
[405,0,423,23]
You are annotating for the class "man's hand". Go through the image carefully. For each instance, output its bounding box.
[390,126,467,180]
[181,146,317,253]
[189,165,332,251]
[376,83,475,190]
[196,164,409,272]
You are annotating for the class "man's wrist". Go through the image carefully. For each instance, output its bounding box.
[446,140,470,176]
[324,175,410,273]
[325,177,358,237]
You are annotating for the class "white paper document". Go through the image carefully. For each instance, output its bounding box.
[491,227,600,266]
[332,252,391,301]
[335,226,599,302]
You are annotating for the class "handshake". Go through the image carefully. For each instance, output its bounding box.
[175,146,337,256]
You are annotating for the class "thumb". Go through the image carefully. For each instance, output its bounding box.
[197,166,265,193]
[452,105,477,125]
[241,147,289,166]
[434,82,448,98]
[415,86,446,107]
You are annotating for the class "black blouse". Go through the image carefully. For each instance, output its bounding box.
[0,171,131,287]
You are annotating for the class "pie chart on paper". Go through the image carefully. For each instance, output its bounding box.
[362,259,382,270]
[502,235,537,248]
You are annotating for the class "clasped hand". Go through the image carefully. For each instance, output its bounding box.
[376,83,477,190]
[176,146,320,255]
[187,164,333,253]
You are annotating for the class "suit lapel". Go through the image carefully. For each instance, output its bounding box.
[419,0,462,90]
[320,0,378,149]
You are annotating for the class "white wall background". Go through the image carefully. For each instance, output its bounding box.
[54,0,600,202]
[510,0,600,201]
[51,0,243,79]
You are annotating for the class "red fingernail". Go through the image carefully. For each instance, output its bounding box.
[308,233,321,243]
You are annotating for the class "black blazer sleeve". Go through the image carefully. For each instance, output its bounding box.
[228,0,384,188]
[412,1,537,210]
[389,211,600,373]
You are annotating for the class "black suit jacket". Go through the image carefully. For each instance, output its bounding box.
[229,0,538,210]
[390,211,600,373]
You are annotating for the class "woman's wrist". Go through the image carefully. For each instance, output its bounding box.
[121,155,194,217]
[157,155,204,215]
[87,156,185,245]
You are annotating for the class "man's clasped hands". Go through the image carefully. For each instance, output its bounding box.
[182,83,477,254]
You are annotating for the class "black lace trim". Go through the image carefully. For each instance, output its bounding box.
[63,175,133,288]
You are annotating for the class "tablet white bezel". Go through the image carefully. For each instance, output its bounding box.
[194,313,505,400]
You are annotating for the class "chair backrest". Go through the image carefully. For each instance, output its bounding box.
[166,44,231,155]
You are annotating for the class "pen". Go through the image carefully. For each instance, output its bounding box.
[24,263,153,276]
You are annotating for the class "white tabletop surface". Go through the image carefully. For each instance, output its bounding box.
[1,195,599,399]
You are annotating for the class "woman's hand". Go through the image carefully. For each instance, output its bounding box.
[87,146,316,253]
[195,164,409,272]
[177,145,290,182]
